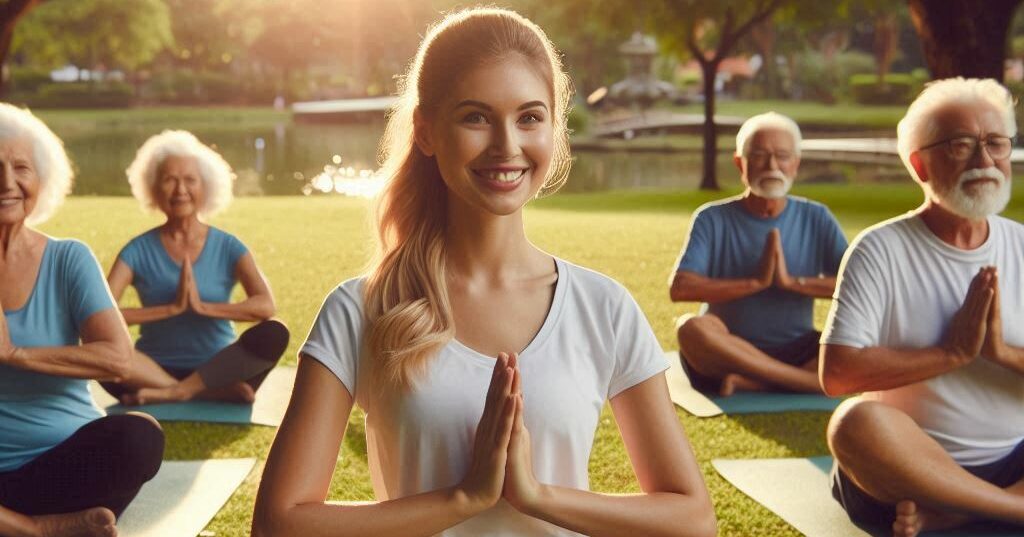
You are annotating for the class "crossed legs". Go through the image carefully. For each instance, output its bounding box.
[105,319,290,405]
[676,313,823,394]
[828,398,1024,536]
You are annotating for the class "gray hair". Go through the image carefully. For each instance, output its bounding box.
[897,77,1017,183]
[735,111,802,158]
[126,130,234,218]
[0,103,73,225]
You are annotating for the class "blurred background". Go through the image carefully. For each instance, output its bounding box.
[4,0,1024,198]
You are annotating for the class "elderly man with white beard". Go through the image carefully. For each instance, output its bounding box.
[822,78,1024,537]
[671,112,848,396]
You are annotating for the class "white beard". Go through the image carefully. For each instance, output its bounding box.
[748,170,792,200]
[931,166,1011,219]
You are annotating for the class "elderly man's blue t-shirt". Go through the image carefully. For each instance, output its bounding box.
[118,227,248,370]
[676,196,848,349]
[0,239,113,472]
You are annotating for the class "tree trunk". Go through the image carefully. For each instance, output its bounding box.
[700,60,720,191]
[908,0,1023,81]
[0,0,42,95]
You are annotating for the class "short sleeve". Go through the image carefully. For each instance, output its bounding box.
[60,240,117,329]
[608,287,670,399]
[300,279,365,397]
[116,236,142,274]
[821,234,888,349]
[676,207,714,275]
[819,207,849,276]
[222,231,250,269]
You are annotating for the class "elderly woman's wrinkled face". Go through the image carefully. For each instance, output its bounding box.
[0,137,39,226]
[155,154,204,219]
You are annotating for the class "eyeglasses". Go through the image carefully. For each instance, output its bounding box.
[747,150,795,165]
[918,135,1016,161]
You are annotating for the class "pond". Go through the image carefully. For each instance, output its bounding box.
[49,112,906,197]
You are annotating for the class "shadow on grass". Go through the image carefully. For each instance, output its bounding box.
[729,411,832,457]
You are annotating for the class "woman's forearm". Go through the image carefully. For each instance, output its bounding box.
[522,486,716,537]
[120,304,179,325]
[6,340,129,381]
[196,295,274,322]
[256,486,485,537]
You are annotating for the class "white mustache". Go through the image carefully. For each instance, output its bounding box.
[757,170,789,183]
[958,167,1006,186]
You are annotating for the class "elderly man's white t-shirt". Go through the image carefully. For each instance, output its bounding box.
[823,213,1024,466]
[301,258,669,536]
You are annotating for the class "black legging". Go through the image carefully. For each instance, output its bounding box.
[0,414,164,517]
[103,319,290,399]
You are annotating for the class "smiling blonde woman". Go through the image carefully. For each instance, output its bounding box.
[253,8,715,537]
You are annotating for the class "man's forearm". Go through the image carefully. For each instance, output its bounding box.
[820,344,969,395]
[781,276,837,299]
[670,272,766,303]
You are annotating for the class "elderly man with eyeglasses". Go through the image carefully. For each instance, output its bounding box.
[822,78,1024,537]
[671,112,848,396]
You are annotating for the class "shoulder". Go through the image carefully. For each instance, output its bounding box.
[845,212,918,260]
[47,237,98,265]
[119,227,160,255]
[788,195,839,221]
[320,276,367,312]
[208,226,246,247]
[692,195,744,221]
[991,215,1024,239]
[558,258,630,307]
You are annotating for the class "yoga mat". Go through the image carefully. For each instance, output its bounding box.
[663,351,842,417]
[91,366,296,427]
[713,457,1022,537]
[117,458,255,537]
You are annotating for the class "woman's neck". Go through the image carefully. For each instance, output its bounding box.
[444,201,539,282]
[161,215,204,241]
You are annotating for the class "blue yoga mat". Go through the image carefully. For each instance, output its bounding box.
[714,456,1022,537]
[664,352,841,417]
[91,366,295,427]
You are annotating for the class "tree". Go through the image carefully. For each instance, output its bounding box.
[649,0,784,190]
[13,0,172,73]
[908,0,1023,81]
[0,0,42,92]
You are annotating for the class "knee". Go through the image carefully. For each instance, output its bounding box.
[676,314,723,348]
[108,414,165,480]
[828,399,888,459]
[241,319,291,361]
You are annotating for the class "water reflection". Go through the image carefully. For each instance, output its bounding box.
[52,116,902,197]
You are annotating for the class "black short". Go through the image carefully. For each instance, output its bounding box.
[0,414,164,517]
[832,438,1024,529]
[681,330,822,394]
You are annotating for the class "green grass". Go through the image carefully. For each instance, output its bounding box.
[36,183,1024,536]
[672,100,908,130]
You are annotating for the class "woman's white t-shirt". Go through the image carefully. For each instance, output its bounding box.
[301,258,669,536]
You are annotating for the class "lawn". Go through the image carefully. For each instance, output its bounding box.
[37,183,1024,536]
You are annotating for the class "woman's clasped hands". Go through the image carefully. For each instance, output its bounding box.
[457,351,544,517]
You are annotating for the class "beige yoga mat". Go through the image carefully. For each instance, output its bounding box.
[91,366,296,427]
[117,458,256,537]
[664,351,724,417]
[664,351,842,416]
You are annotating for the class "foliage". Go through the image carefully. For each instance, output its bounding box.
[15,81,134,108]
[12,0,173,71]
[848,72,924,105]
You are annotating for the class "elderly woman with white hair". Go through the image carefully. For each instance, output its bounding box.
[100,130,289,406]
[0,104,164,537]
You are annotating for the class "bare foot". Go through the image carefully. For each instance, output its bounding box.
[124,384,187,406]
[719,373,769,396]
[35,507,117,537]
[196,382,255,404]
[892,500,970,537]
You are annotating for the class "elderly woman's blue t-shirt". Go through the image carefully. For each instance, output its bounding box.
[0,239,114,472]
[118,227,248,370]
